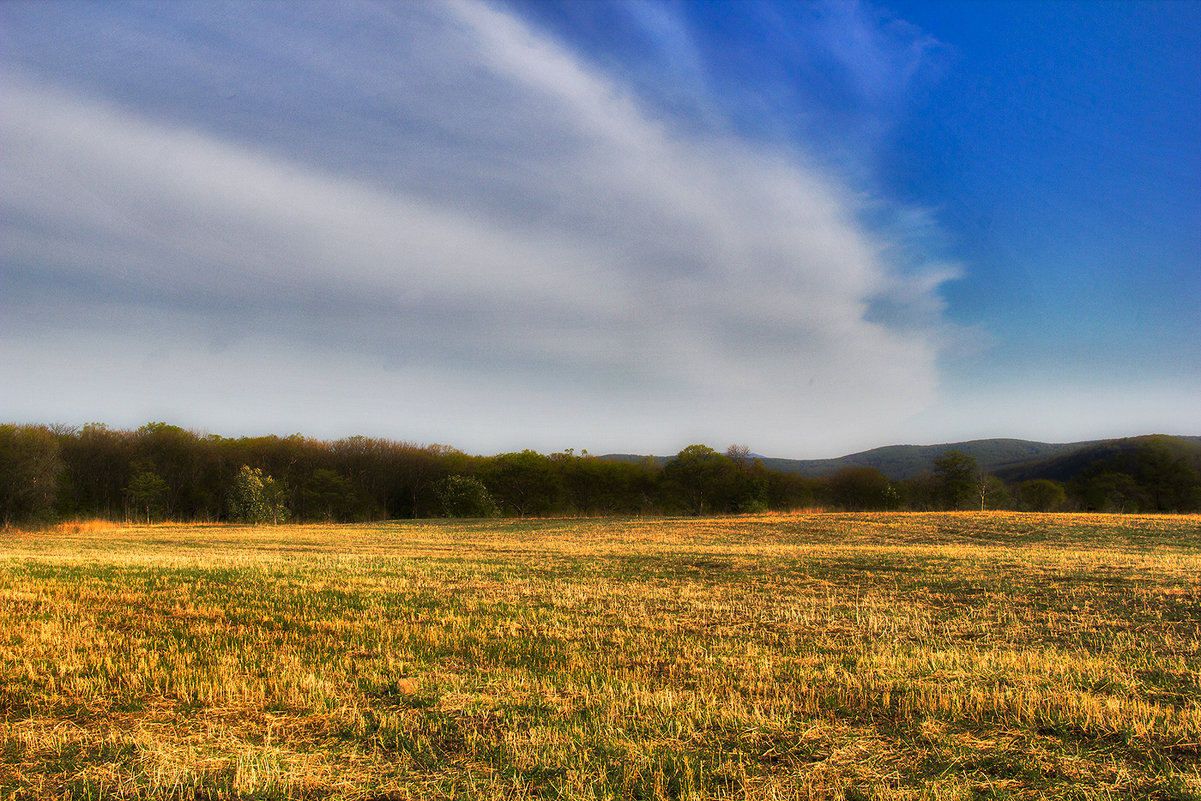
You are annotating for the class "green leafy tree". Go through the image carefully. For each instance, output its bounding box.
[390,444,454,519]
[735,484,770,513]
[132,423,198,519]
[726,445,770,513]
[1135,440,1201,512]
[1068,437,1201,513]
[764,470,817,511]
[826,466,895,510]
[1075,471,1144,512]
[1019,479,1067,512]
[661,445,743,515]
[482,451,563,517]
[557,454,660,516]
[125,463,169,523]
[553,450,600,514]
[900,473,939,511]
[934,450,978,510]
[434,475,499,518]
[228,465,288,524]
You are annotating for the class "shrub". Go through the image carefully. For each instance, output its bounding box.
[434,475,499,518]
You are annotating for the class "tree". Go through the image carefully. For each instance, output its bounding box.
[977,473,1012,510]
[125,464,169,523]
[726,444,753,471]
[1075,471,1144,512]
[934,450,978,510]
[555,455,660,516]
[900,473,939,511]
[826,467,895,510]
[58,423,133,519]
[132,423,195,518]
[302,469,357,522]
[1135,440,1201,512]
[764,470,817,511]
[228,465,287,524]
[661,445,744,515]
[330,436,390,520]
[0,424,64,527]
[1019,479,1067,512]
[1066,437,1201,513]
[389,444,454,519]
[482,451,563,517]
[433,475,499,518]
[726,445,770,513]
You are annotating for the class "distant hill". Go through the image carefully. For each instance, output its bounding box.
[602,435,1201,482]
[757,439,1100,480]
[992,435,1201,484]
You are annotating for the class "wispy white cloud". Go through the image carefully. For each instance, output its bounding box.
[812,0,950,104]
[1,0,956,454]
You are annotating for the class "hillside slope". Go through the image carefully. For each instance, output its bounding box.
[603,435,1201,482]
[758,439,1093,480]
[993,435,1201,483]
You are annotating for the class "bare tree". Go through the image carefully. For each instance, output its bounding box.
[726,444,752,471]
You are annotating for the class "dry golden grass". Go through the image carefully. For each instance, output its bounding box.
[1,512,1198,800]
[49,520,127,536]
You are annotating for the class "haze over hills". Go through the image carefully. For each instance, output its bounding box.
[604,435,1201,482]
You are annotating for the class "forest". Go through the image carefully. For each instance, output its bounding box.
[2,422,1199,527]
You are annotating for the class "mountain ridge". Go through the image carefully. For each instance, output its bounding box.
[601,434,1201,481]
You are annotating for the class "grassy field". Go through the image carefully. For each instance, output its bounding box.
[1,512,1199,800]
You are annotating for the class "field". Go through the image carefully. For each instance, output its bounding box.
[1,513,1199,800]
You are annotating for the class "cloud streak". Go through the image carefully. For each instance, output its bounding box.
[1,0,954,454]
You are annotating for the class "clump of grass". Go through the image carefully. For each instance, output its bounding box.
[51,519,125,535]
[1,512,1199,799]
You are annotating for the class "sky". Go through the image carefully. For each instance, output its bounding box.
[2,0,1198,458]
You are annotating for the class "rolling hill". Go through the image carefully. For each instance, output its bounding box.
[603,435,1201,482]
[991,435,1201,483]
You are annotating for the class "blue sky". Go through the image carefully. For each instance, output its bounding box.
[2,0,1198,457]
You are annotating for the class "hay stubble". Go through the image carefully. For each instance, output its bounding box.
[1,513,1198,799]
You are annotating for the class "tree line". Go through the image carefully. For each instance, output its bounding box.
[1,423,1198,527]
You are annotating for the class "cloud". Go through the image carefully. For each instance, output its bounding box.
[1,0,954,454]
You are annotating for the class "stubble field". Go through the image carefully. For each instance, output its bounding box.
[1,512,1199,800]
